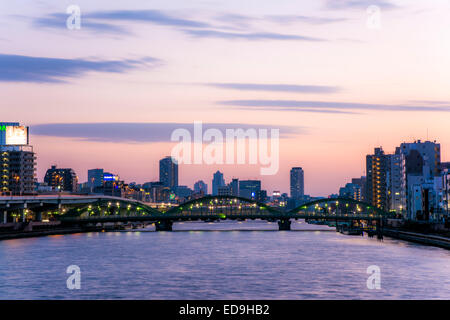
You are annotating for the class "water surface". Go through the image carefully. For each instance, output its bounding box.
[0,220,448,299]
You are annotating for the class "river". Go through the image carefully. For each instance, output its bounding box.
[0,220,449,299]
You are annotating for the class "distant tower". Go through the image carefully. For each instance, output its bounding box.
[290,167,304,200]
[159,156,178,189]
[212,171,225,196]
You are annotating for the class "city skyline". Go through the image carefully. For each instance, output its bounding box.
[31,137,449,198]
[1,0,450,195]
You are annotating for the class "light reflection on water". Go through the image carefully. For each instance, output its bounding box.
[0,220,448,300]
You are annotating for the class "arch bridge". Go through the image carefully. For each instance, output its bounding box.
[0,195,393,231]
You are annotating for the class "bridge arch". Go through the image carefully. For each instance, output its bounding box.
[165,195,282,216]
[61,197,162,219]
[288,197,392,218]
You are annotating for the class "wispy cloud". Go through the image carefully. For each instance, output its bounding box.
[214,13,255,28]
[266,15,348,25]
[219,100,450,113]
[0,54,160,83]
[207,83,340,93]
[87,10,211,28]
[216,13,348,26]
[229,107,358,114]
[32,9,334,41]
[31,123,304,143]
[182,29,325,41]
[32,9,210,35]
[408,100,450,105]
[33,13,130,35]
[325,0,399,10]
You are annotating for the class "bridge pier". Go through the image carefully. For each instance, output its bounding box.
[2,211,6,224]
[155,220,173,231]
[278,219,291,231]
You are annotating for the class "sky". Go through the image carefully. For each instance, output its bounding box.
[1,0,450,196]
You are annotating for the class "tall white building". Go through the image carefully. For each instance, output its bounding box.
[397,140,441,178]
[395,140,442,220]
[387,153,406,215]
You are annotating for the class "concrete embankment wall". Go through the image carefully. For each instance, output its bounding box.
[0,221,102,241]
[383,228,450,250]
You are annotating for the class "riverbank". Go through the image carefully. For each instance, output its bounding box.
[0,221,103,240]
[0,227,95,240]
[383,228,450,250]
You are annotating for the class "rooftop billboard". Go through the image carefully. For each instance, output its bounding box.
[0,123,29,145]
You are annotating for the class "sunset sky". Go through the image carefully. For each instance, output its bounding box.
[1,0,450,196]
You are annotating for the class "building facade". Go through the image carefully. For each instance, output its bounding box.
[442,169,450,220]
[193,180,208,195]
[0,122,35,195]
[397,140,441,178]
[212,170,225,196]
[44,165,78,192]
[239,180,261,201]
[387,153,406,214]
[0,146,36,195]
[159,156,178,189]
[87,168,104,189]
[218,185,232,196]
[143,181,171,203]
[229,178,239,197]
[396,140,442,220]
[339,183,362,201]
[366,147,389,210]
[351,176,367,201]
[290,167,304,200]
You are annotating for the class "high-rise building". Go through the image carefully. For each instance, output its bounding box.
[387,153,406,214]
[366,147,389,210]
[395,140,442,219]
[212,170,225,196]
[229,178,239,197]
[0,122,36,195]
[0,146,36,195]
[193,180,208,195]
[396,140,441,178]
[159,156,178,189]
[239,180,261,200]
[290,167,304,200]
[88,168,104,189]
[44,165,78,192]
